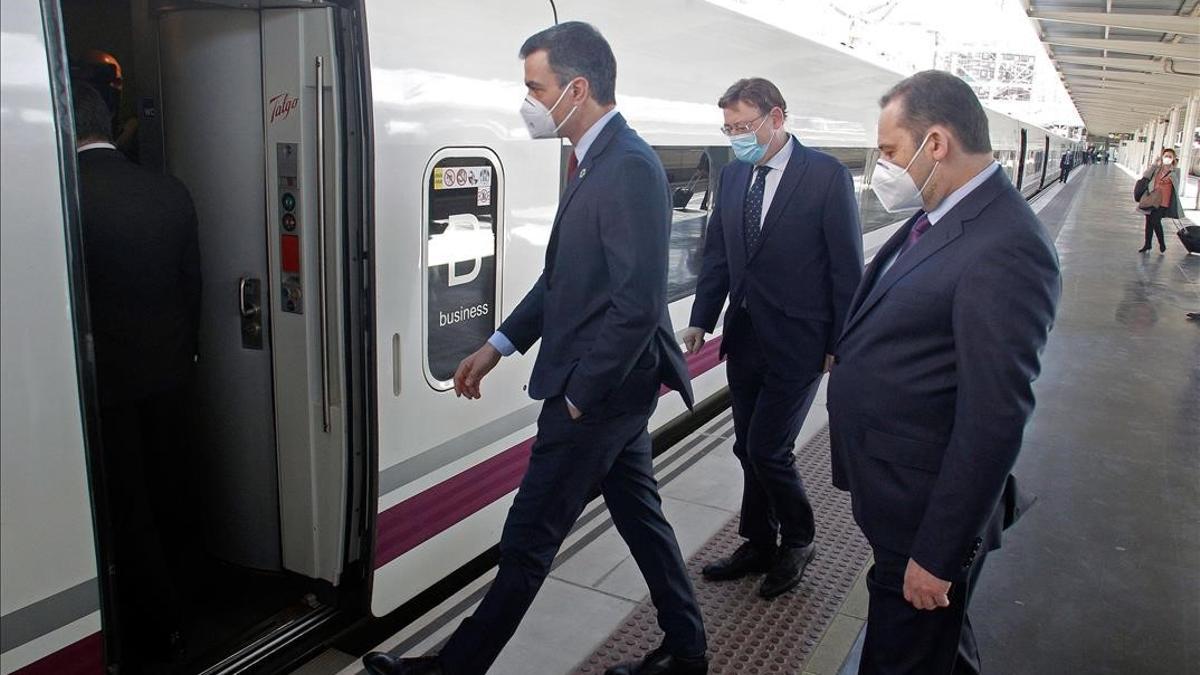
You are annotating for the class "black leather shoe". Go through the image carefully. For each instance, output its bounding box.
[758,543,817,599]
[1138,246,1151,252]
[605,645,708,674]
[701,542,776,581]
[362,652,442,675]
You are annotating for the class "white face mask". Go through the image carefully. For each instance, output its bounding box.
[1162,156,1174,166]
[870,133,939,213]
[519,84,577,139]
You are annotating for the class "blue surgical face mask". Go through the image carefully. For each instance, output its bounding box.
[729,116,774,164]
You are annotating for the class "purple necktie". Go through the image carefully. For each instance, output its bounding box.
[895,212,932,260]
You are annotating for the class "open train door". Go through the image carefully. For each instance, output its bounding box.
[159,3,354,585]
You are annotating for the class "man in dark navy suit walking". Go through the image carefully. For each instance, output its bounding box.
[828,71,1061,674]
[684,78,863,599]
[364,22,706,675]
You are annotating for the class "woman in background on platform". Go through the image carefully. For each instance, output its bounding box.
[1140,148,1183,253]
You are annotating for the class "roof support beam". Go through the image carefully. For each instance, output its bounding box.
[1066,81,1198,98]
[1051,54,1178,74]
[1059,67,1200,88]
[1041,36,1200,61]
[1030,10,1200,36]
[1068,81,1193,96]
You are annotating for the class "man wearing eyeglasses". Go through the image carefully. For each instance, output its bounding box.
[684,78,863,599]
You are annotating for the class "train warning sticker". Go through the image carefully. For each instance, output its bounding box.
[434,166,492,191]
[477,186,491,206]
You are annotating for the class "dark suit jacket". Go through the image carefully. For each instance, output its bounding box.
[828,167,1061,582]
[78,147,201,406]
[1060,155,1072,170]
[689,138,864,376]
[499,114,693,414]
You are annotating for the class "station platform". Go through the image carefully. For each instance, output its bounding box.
[306,164,1199,675]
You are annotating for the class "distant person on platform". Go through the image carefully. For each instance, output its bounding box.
[1138,148,1184,254]
[74,82,200,665]
[828,70,1061,675]
[364,21,707,675]
[682,77,862,600]
[1058,151,1072,183]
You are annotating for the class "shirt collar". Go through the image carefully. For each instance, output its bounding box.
[77,141,117,153]
[573,107,620,163]
[760,133,793,173]
[926,161,1000,225]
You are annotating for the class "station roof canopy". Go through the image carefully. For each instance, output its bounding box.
[1024,0,1200,135]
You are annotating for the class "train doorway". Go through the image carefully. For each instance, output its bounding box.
[58,0,370,671]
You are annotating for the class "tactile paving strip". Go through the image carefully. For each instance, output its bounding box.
[574,426,871,675]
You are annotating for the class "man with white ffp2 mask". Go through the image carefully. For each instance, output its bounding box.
[365,20,707,675]
[829,70,1061,675]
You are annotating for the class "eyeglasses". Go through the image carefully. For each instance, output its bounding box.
[720,114,766,137]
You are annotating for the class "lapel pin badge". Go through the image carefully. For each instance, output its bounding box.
[578,167,588,179]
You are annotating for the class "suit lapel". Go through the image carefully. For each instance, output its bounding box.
[839,168,1012,339]
[839,213,918,338]
[748,138,808,264]
[727,161,752,254]
[545,113,628,282]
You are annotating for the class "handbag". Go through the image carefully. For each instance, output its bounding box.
[1138,184,1161,209]
[1134,177,1150,202]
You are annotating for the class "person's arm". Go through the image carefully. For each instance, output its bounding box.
[454,272,545,399]
[907,235,1061,584]
[496,273,546,354]
[822,165,865,357]
[564,155,667,413]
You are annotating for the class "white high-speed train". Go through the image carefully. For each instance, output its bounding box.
[0,1,1074,673]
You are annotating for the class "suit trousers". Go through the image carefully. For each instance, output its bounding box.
[100,387,195,663]
[1143,207,1168,250]
[858,547,988,675]
[439,397,707,675]
[724,315,819,549]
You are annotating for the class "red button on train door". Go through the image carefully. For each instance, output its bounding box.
[281,234,301,273]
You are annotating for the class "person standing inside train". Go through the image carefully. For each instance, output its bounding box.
[73,82,200,664]
[681,78,863,599]
[1138,147,1184,254]
[828,70,1061,675]
[364,21,707,675]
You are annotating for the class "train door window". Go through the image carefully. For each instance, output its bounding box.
[423,149,502,389]
[653,146,726,302]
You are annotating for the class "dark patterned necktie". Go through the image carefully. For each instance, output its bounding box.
[895,212,932,260]
[567,152,579,182]
[743,166,772,251]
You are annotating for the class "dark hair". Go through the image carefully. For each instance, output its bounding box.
[519,21,617,106]
[879,70,992,154]
[718,78,787,115]
[71,82,112,142]
[1162,147,1177,157]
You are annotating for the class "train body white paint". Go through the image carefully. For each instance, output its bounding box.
[0,1,1073,672]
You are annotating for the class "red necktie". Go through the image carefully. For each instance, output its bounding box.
[567,152,579,181]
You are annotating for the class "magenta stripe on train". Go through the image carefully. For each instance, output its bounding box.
[373,337,724,569]
[12,633,103,675]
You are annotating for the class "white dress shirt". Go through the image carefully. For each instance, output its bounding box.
[747,133,795,232]
[77,141,117,153]
[876,161,1001,279]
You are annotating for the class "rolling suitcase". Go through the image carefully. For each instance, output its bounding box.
[1177,222,1200,255]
